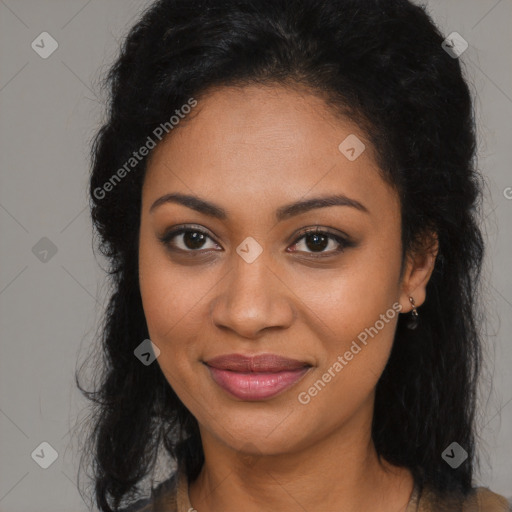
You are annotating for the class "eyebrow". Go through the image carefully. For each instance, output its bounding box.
[149,192,369,220]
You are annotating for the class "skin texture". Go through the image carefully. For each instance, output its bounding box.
[138,85,438,512]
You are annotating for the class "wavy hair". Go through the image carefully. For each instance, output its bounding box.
[77,0,486,510]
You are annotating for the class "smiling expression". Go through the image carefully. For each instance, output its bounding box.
[138,83,412,455]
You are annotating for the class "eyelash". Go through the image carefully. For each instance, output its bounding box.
[158,225,353,258]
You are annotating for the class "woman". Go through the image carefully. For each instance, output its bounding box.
[78,0,511,510]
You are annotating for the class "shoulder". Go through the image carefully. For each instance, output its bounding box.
[468,487,512,512]
[118,472,179,512]
[418,483,511,512]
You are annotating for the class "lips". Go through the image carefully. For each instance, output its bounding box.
[204,353,311,400]
[205,353,309,372]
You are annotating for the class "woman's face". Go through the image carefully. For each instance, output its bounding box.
[139,84,424,457]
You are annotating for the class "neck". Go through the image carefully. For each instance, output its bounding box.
[188,405,414,512]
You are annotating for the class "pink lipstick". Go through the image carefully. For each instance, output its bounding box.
[204,353,311,400]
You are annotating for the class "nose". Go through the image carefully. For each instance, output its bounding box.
[210,250,295,339]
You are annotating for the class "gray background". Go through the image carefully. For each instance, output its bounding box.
[0,1,511,510]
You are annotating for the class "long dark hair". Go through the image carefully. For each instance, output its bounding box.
[77,0,486,510]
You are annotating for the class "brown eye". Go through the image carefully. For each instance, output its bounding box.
[182,231,207,249]
[302,232,330,252]
[159,227,220,253]
[288,228,352,257]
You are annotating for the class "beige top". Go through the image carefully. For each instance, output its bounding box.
[131,469,511,511]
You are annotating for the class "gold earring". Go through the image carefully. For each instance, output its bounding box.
[407,296,419,330]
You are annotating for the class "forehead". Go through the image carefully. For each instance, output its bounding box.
[143,84,398,221]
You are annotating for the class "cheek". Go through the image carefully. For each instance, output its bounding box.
[139,265,202,340]
[293,299,399,438]
[138,231,207,373]
[138,231,237,412]
[288,240,402,344]
[138,258,205,402]
[289,241,402,403]
[138,225,207,336]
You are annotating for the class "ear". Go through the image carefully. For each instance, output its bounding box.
[399,231,439,312]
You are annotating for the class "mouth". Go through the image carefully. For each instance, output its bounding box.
[204,353,312,401]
